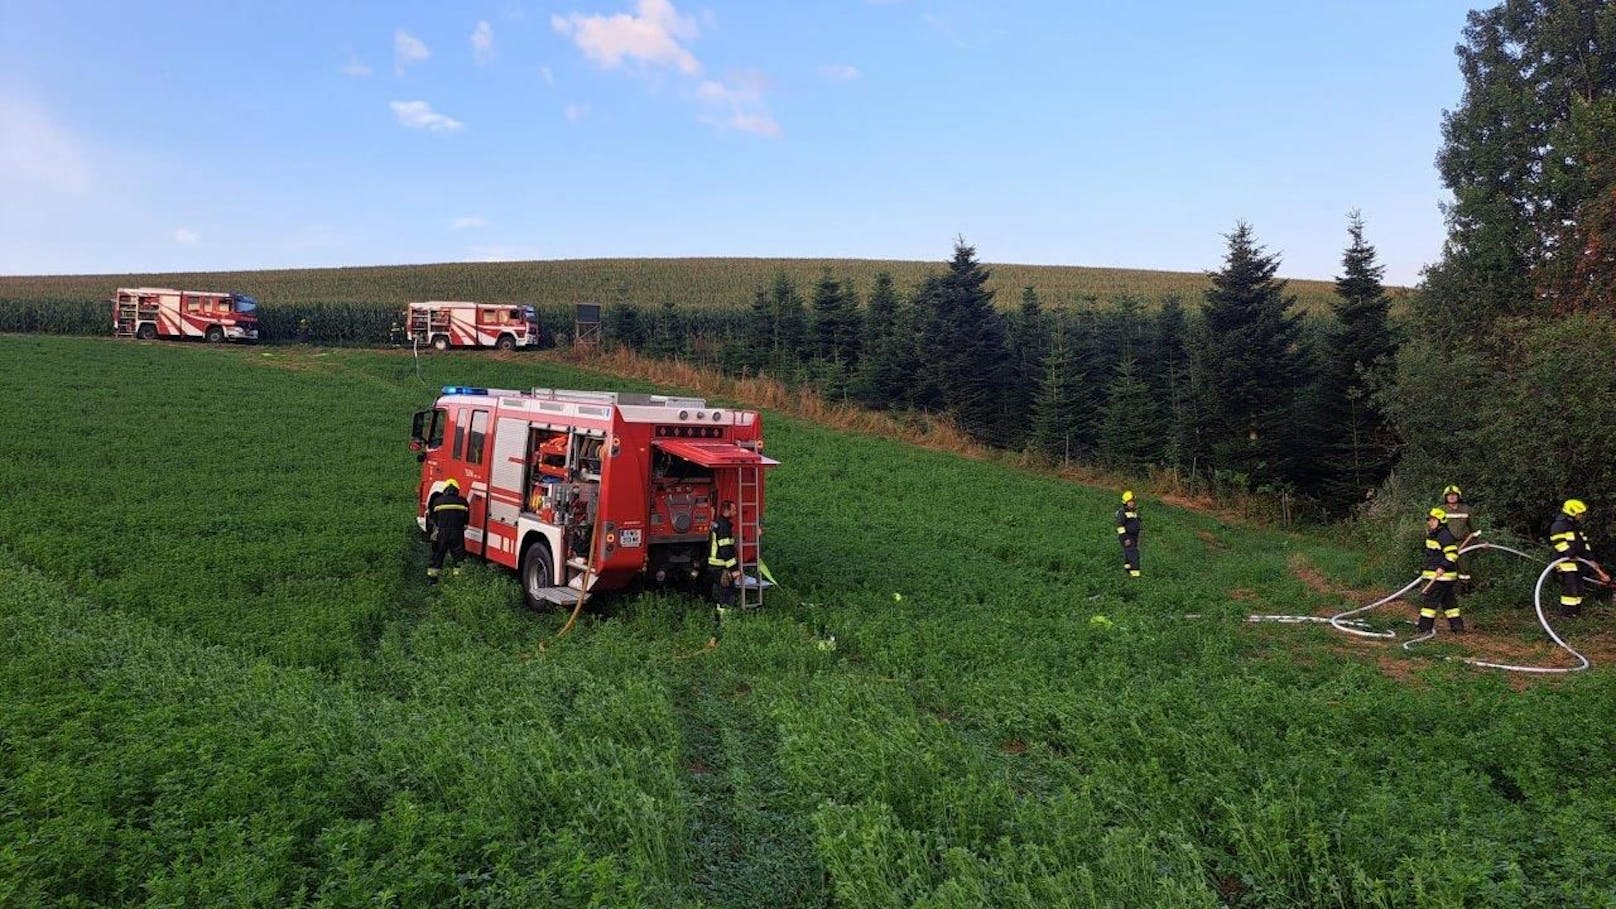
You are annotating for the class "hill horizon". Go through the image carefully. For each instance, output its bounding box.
[0,256,1407,314]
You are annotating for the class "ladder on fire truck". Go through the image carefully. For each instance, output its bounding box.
[736,462,765,609]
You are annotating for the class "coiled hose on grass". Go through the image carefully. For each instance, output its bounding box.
[1243,543,1595,672]
[1324,542,1538,640]
[1400,556,1592,674]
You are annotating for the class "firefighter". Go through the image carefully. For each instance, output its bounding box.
[1437,485,1480,591]
[427,479,470,583]
[1116,490,1141,578]
[708,499,739,613]
[1419,507,1464,633]
[1550,499,1608,618]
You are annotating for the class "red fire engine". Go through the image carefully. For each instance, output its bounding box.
[406,301,542,351]
[112,287,261,342]
[410,385,777,608]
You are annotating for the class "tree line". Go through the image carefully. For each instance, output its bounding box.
[604,219,1398,522]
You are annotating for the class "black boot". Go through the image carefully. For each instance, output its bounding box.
[1417,616,1435,633]
[1448,616,1465,633]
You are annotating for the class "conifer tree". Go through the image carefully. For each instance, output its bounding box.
[1197,222,1305,485]
[607,303,646,351]
[912,238,1014,441]
[1099,357,1159,469]
[853,272,904,408]
[810,271,862,396]
[1319,211,1398,510]
[774,276,808,368]
[1004,286,1050,445]
[646,298,686,359]
[1031,316,1085,462]
[1152,296,1194,469]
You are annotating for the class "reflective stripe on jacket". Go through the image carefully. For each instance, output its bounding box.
[1422,524,1459,578]
[708,515,737,568]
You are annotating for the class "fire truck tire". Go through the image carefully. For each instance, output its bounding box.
[520,540,555,610]
[205,325,224,343]
[495,333,516,351]
[136,324,157,340]
[431,335,450,352]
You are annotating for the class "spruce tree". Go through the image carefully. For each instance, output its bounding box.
[853,272,904,408]
[752,273,807,374]
[1099,357,1159,470]
[744,287,772,373]
[1198,222,1305,485]
[912,238,1014,442]
[1004,286,1050,445]
[810,271,862,396]
[1319,211,1398,511]
[646,298,686,360]
[1031,316,1085,462]
[607,303,646,351]
[1152,296,1194,470]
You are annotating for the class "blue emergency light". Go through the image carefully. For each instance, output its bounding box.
[442,385,489,396]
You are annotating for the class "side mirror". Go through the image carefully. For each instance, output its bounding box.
[409,439,423,452]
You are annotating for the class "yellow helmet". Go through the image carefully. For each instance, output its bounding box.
[1121,490,1135,504]
[443,478,461,490]
[1428,507,1447,521]
[1563,498,1587,517]
[1442,485,1462,497]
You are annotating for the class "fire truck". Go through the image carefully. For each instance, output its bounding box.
[112,287,261,342]
[410,385,777,609]
[406,301,542,351]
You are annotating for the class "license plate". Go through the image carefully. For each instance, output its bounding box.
[620,529,642,548]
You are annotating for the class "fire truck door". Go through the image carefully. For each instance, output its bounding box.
[463,409,491,554]
[486,416,530,558]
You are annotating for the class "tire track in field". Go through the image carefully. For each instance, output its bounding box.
[672,669,829,908]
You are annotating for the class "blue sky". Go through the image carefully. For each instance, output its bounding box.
[1,0,1476,284]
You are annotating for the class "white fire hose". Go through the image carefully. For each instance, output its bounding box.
[1244,542,1597,674]
[1331,542,1594,673]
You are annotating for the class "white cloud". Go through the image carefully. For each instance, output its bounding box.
[451,215,488,229]
[551,0,701,75]
[342,56,373,78]
[0,96,91,194]
[694,71,779,137]
[390,100,464,133]
[471,21,497,65]
[818,63,860,82]
[174,228,199,244]
[395,29,430,74]
[541,65,556,86]
[564,102,590,122]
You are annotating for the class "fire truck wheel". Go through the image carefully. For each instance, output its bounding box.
[495,334,516,351]
[431,335,449,352]
[205,325,224,343]
[521,540,555,609]
[136,324,157,341]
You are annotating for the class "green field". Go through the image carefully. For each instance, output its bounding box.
[2,335,1612,908]
[0,256,1371,315]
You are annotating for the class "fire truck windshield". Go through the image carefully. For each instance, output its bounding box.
[232,297,258,314]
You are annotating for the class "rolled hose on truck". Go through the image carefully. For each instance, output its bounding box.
[1248,543,1597,674]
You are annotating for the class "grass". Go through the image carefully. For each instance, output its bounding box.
[1,335,1613,908]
